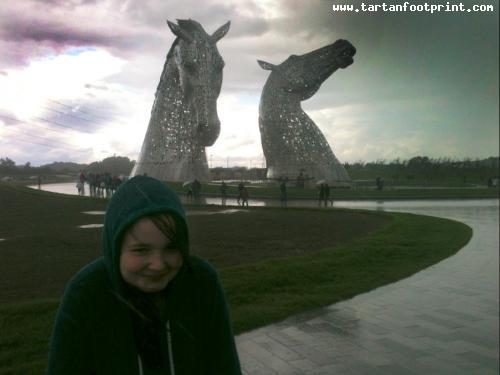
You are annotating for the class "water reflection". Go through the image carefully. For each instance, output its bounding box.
[78,224,104,229]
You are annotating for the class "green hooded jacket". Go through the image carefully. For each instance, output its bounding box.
[47,175,241,374]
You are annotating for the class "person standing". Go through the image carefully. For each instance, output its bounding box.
[279,180,288,207]
[237,182,244,206]
[323,183,330,207]
[241,186,249,207]
[192,179,202,202]
[318,183,325,206]
[220,181,228,206]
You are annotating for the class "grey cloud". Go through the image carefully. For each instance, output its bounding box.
[0,111,21,126]
[114,0,269,38]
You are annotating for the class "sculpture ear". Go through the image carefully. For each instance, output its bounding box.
[211,21,231,43]
[167,20,194,43]
[257,60,276,71]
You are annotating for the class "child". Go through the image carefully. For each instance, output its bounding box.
[47,175,241,374]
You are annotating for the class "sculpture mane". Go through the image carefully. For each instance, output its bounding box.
[258,39,356,183]
[131,19,230,181]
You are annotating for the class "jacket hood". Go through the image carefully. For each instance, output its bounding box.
[101,175,189,295]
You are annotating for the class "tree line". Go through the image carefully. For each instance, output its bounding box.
[1,155,498,185]
[0,156,135,177]
[344,156,499,185]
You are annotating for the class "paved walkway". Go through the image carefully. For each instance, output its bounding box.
[236,202,499,374]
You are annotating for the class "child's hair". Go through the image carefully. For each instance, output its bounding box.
[147,212,189,259]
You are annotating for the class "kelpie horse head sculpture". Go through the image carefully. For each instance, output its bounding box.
[258,40,356,183]
[132,19,230,181]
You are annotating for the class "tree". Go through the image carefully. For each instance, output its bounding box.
[0,157,15,167]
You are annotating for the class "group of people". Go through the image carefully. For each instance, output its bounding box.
[218,180,249,206]
[76,171,123,198]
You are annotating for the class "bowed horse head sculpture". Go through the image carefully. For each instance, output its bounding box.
[258,39,355,100]
[258,39,356,183]
[132,19,230,181]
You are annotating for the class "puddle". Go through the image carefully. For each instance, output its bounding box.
[187,209,250,216]
[82,211,106,215]
[78,224,104,228]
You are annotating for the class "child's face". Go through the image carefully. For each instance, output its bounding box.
[120,217,183,293]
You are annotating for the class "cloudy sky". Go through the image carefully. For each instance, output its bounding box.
[0,0,498,167]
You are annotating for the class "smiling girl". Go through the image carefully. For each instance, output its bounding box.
[47,175,241,375]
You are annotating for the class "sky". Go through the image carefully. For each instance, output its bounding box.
[0,0,498,167]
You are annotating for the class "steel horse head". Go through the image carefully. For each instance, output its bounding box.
[167,19,229,146]
[257,39,356,183]
[132,19,230,181]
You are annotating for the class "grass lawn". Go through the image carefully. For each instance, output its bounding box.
[0,182,472,374]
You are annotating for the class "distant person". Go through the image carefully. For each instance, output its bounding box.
[220,181,228,206]
[78,170,86,188]
[279,180,288,206]
[88,173,96,197]
[237,182,244,206]
[37,175,42,190]
[241,186,249,207]
[318,183,325,206]
[78,171,86,195]
[104,172,112,198]
[186,183,194,202]
[111,175,122,195]
[47,175,241,374]
[192,179,202,202]
[76,181,84,195]
[323,183,330,207]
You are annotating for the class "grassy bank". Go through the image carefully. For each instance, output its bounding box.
[0,182,472,373]
[223,212,472,332]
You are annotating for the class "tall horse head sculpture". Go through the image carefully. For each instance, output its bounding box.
[132,19,230,181]
[258,39,356,184]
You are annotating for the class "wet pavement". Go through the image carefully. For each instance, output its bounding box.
[236,200,499,374]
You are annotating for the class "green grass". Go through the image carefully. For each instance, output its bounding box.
[222,212,472,332]
[0,182,473,373]
[0,300,58,374]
